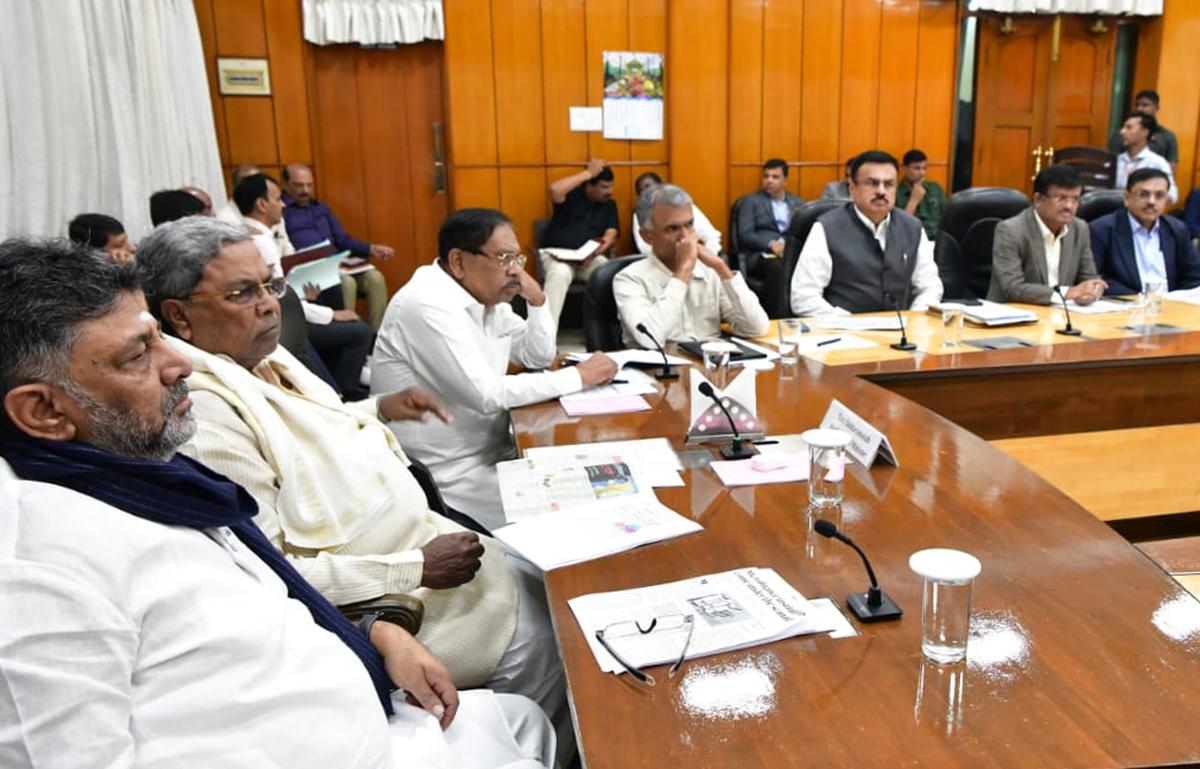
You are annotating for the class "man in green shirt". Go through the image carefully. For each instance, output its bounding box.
[895,149,946,239]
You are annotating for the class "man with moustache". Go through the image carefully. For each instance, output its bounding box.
[1089,167,1200,296]
[0,239,554,768]
[790,150,942,316]
[371,208,617,531]
[988,164,1106,305]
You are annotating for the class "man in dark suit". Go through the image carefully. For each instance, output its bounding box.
[1089,168,1200,296]
[735,158,803,272]
[988,164,1107,305]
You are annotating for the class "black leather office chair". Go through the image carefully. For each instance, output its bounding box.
[934,187,1030,299]
[727,195,747,269]
[582,255,645,351]
[775,198,850,318]
[1077,188,1125,222]
[1053,146,1117,192]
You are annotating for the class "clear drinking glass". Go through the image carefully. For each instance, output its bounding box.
[909,549,982,664]
[701,341,737,387]
[941,309,963,348]
[801,428,851,508]
[1141,279,1165,322]
[777,319,803,364]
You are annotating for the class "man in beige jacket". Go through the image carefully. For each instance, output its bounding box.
[136,217,571,768]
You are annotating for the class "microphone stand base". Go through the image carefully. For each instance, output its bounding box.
[889,342,917,351]
[654,368,680,380]
[1056,328,1082,336]
[847,590,903,622]
[719,441,758,460]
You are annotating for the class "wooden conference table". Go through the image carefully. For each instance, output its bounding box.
[512,301,1200,769]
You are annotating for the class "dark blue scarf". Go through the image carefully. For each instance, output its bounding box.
[0,432,395,715]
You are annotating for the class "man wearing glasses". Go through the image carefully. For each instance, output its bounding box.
[989,164,1106,305]
[1089,168,1200,296]
[790,150,943,316]
[371,208,617,531]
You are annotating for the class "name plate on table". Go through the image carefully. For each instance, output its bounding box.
[819,399,898,468]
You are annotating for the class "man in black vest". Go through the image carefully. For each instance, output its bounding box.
[789,150,942,316]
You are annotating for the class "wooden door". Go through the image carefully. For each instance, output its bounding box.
[973,15,1115,191]
[308,41,448,292]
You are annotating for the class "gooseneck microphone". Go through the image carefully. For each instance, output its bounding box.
[636,322,679,380]
[813,519,902,622]
[697,381,757,460]
[1053,285,1082,336]
[884,291,917,351]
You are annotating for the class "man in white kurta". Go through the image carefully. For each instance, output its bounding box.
[370,209,618,530]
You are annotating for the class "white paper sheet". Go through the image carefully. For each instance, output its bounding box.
[524,438,685,488]
[815,316,903,331]
[566,349,691,368]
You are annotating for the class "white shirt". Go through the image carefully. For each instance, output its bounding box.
[613,252,771,347]
[789,207,942,316]
[1129,212,1167,286]
[633,206,723,255]
[371,263,582,529]
[1116,147,1178,203]
[243,216,333,325]
[1034,210,1067,289]
[218,199,296,255]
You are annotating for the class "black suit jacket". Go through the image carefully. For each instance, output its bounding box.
[1089,210,1200,295]
[735,190,804,254]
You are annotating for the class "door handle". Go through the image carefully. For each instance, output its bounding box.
[432,122,446,194]
[1031,145,1043,181]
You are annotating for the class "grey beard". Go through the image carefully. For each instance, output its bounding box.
[64,379,197,462]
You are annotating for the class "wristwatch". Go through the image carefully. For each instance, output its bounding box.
[357,611,384,639]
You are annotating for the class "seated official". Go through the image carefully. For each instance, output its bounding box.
[68,212,136,262]
[988,164,1106,305]
[234,172,374,400]
[790,150,943,316]
[371,208,617,530]
[632,172,722,255]
[0,240,553,769]
[1090,168,1200,296]
[1115,111,1178,204]
[735,158,803,273]
[895,148,946,239]
[616,184,770,347]
[136,218,573,767]
[539,160,618,328]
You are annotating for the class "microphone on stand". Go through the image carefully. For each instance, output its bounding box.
[1053,286,1082,336]
[884,291,917,351]
[636,322,679,380]
[813,519,902,622]
[697,381,757,460]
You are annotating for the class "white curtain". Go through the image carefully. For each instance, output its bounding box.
[303,0,444,46]
[967,0,1162,13]
[0,0,225,241]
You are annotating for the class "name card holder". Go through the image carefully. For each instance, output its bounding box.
[819,399,899,468]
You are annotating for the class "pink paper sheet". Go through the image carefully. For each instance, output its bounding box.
[710,454,809,487]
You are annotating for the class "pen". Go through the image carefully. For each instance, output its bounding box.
[611,379,628,384]
[817,337,841,347]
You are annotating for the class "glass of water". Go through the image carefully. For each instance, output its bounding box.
[941,309,963,348]
[1141,280,1165,323]
[909,548,982,664]
[701,341,738,387]
[777,319,803,364]
[801,428,851,508]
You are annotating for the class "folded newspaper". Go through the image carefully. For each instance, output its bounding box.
[569,567,840,674]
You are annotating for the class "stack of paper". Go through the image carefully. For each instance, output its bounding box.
[493,495,701,571]
[815,316,902,332]
[931,300,1038,326]
[523,438,685,488]
[1050,296,1133,315]
[541,240,599,262]
[559,368,657,416]
[569,567,840,673]
[1167,288,1200,306]
[565,349,691,368]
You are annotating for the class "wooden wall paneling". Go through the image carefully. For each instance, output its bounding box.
[211,0,267,56]
[1046,16,1113,151]
[221,98,280,165]
[799,0,845,201]
[727,166,762,212]
[972,16,1047,192]
[583,0,631,164]
[761,0,804,199]
[310,47,368,237]
[442,0,499,169]
[400,42,449,268]
[450,168,502,210]
[500,167,551,253]
[492,0,545,165]
[875,0,920,159]
[1131,16,1162,103]
[912,0,958,174]
[838,0,883,162]
[540,0,588,165]
[192,0,230,171]
[626,0,668,175]
[354,48,418,288]
[1154,0,1200,196]
[668,0,728,228]
[727,0,764,167]
[263,0,313,166]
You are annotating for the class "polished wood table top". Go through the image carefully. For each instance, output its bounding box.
[515,306,1200,769]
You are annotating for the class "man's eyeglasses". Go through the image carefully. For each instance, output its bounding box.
[469,250,527,269]
[1039,193,1082,206]
[188,276,288,306]
[594,613,695,685]
[1132,188,1169,202]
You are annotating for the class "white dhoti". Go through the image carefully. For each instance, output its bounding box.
[388,690,555,769]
